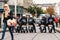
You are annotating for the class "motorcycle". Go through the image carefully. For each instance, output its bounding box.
[48,24,53,33]
[40,24,45,33]
[48,19,53,33]
[21,23,28,33]
[29,25,33,33]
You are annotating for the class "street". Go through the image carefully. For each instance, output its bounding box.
[0,27,60,40]
[0,32,60,40]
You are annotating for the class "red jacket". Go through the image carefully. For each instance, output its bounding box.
[54,17,59,23]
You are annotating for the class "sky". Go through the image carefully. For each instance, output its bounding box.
[33,0,60,4]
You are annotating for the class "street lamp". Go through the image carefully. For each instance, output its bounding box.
[15,0,17,17]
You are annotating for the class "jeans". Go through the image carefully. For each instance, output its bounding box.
[33,24,36,33]
[56,23,58,27]
[1,22,14,40]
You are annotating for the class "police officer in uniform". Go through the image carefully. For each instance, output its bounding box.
[48,15,56,33]
[16,15,22,33]
[26,15,36,33]
[19,16,28,33]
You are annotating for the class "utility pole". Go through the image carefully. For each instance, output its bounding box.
[15,0,17,17]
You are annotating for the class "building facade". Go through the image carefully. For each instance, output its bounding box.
[7,0,33,14]
[23,0,33,8]
[0,0,8,9]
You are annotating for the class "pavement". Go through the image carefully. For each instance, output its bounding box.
[0,32,60,40]
[0,27,60,33]
[0,27,60,40]
[55,27,60,32]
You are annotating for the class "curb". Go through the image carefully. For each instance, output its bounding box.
[55,28,60,33]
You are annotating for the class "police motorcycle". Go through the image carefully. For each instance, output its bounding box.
[20,17,28,33]
[16,20,21,33]
[16,15,23,33]
[28,18,36,33]
[40,20,46,33]
[15,16,22,33]
[39,16,47,33]
[48,18,54,33]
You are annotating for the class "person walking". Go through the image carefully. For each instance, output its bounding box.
[54,16,59,27]
[0,3,14,40]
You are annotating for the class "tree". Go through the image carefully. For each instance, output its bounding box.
[27,6,44,16]
[46,6,55,15]
[27,6,35,15]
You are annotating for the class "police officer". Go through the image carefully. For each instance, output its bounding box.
[19,16,28,33]
[16,15,22,33]
[39,16,47,33]
[26,15,36,33]
[48,15,56,33]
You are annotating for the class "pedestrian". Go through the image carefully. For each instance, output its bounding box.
[54,16,59,27]
[59,18,60,27]
[33,13,39,24]
[0,3,14,40]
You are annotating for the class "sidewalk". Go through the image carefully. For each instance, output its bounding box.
[55,27,60,32]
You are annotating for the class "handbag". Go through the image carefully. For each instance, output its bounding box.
[7,18,17,27]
